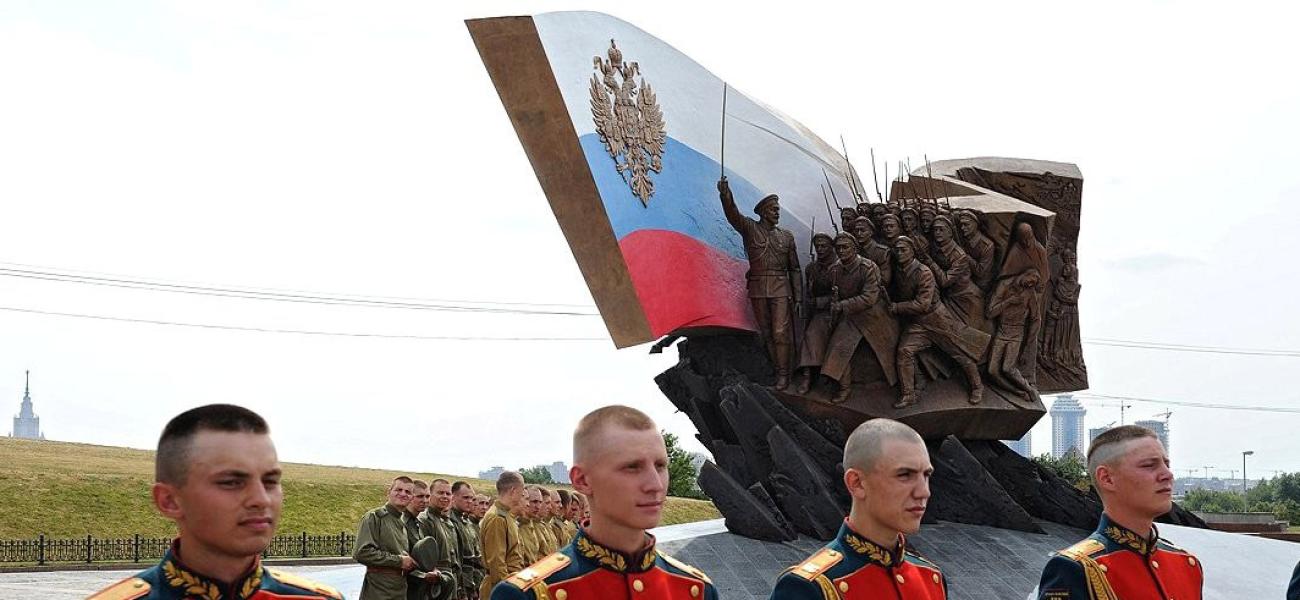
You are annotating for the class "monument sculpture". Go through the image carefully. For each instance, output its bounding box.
[468,11,1200,543]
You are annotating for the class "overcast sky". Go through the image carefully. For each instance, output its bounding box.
[1,1,1297,481]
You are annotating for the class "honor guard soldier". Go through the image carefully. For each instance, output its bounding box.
[88,404,343,600]
[491,405,717,600]
[1036,425,1203,599]
[771,418,946,600]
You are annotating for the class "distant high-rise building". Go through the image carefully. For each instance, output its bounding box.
[1005,430,1033,458]
[1051,394,1086,458]
[1134,419,1170,456]
[10,371,43,440]
[1089,426,1111,445]
[546,461,571,484]
[478,466,506,481]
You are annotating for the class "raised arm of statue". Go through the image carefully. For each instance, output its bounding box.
[717,177,746,233]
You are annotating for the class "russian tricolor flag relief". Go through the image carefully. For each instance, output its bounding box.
[469,12,861,348]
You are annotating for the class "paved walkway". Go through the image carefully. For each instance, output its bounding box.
[0,520,727,599]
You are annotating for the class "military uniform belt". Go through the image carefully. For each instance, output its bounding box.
[367,566,405,576]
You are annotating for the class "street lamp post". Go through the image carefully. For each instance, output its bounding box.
[1242,450,1254,497]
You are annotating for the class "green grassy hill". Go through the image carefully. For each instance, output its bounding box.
[0,437,719,538]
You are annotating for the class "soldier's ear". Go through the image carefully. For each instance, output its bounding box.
[152,482,184,521]
[1094,465,1115,492]
[570,465,593,497]
[843,468,868,501]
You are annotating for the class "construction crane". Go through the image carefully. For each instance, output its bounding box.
[1154,409,1172,422]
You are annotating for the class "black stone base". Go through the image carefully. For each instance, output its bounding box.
[657,334,1205,540]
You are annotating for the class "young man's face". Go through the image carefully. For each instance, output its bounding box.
[1099,437,1174,519]
[848,437,932,537]
[388,480,413,509]
[526,490,544,518]
[454,486,476,513]
[409,486,430,514]
[431,482,453,510]
[153,431,282,561]
[572,426,668,532]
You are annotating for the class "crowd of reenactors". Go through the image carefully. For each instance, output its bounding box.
[86,403,1299,599]
[719,176,1051,408]
[351,473,589,600]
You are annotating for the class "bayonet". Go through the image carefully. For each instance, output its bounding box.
[821,185,840,234]
[821,168,844,211]
[719,83,728,178]
[870,147,882,202]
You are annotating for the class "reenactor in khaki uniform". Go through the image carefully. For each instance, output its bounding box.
[355,477,419,600]
[87,404,342,600]
[517,486,545,563]
[556,490,580,545]
[478,471,527,598]
[420,479,463,600]
[546,490,569,548]
[491,406,716,600]
[450,481,485,599]
[771,419,947,599]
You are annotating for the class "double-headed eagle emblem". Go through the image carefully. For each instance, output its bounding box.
[590,40,667,207]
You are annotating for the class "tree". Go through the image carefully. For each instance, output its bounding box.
[519,465,554,484]
[1181,488,1245,513]
[663,430,705,499]
[1032,451,1089,490]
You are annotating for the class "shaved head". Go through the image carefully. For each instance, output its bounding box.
[1087,425,1159,478]
[844,418,925,472]
[573,405,656,465]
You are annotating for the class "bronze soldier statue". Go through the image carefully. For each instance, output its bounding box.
[918,205,937,238]
[821,233,899,403]
[925,215,985,327]
[877,213,902,248]
[850,217,892,288]
[839,206,861,232]
[987,268,1042,403]
[868,203,891,231]
[718,177,803,389]
[889,237,990,408]
[795,232,837,395]
[954,210,996,291]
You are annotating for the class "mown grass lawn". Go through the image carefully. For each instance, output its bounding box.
[0,437,718,538]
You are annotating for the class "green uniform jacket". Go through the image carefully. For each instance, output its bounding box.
[353,504,411,600]
[417,507,462,599]
[479,501,525,598]
[451,508,485,598]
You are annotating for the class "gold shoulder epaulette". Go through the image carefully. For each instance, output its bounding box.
[506,552,571,590]
[789,547,843,581]
[659,551,712,584]
[1059,538,1106,560]
[87,577,150,600]
[266,567,343,599]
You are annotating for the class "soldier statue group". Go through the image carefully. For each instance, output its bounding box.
[719,177,1049,408]
[91,402,1298,600]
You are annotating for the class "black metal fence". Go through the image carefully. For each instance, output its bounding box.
[0,532,356,565]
